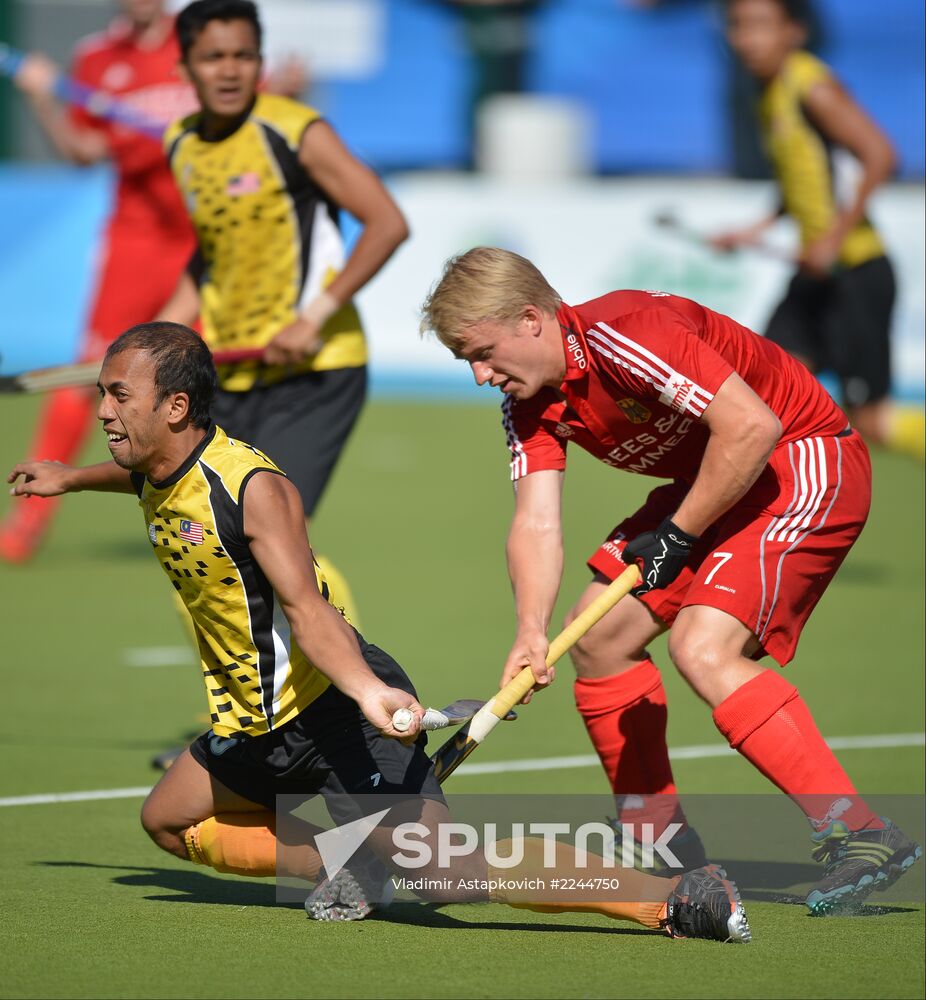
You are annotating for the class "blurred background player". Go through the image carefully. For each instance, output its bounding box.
[156,0,409,626]
[713,0,925,461]
[0,0,197,563]
[0,0,307,566]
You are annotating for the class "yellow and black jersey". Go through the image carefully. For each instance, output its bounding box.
[164,94,366,392]
[130,424,334,736]
[758,50,885,269]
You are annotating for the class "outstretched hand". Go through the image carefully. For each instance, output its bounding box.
[7,460,74,497]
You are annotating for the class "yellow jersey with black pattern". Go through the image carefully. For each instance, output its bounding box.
[131,424,333,736]
[758,50,885,269]
[164,93,366,391]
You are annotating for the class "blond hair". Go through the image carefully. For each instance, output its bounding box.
[420,247,561,350]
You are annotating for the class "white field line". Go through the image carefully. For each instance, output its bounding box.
[123,646,194,668]
[457,731,926,775]
[0,786,154,807]
[0,732,922,808]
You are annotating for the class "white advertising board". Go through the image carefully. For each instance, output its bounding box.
[356,177,925,400]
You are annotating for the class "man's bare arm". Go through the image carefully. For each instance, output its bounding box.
[8,460,135,497]
[242,471,423,739]
[15,54,110,165]
[500,469,565,697]
[800,78,896,275]
[299,121,409,309]
[261,122,409,365]
[709,209,783,252]
[671,373,782,538]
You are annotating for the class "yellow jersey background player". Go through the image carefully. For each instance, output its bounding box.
[158,0,409,523]
[715,0,924,461]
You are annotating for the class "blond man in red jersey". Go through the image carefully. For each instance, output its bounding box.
[421,246,921,915]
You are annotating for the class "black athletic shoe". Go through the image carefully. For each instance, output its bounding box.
[662,864,752,943]
[806,818,923,916]
[607,818,708,876]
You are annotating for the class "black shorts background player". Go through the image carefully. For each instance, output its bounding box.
[713,0,924,462]
[157,0,411,623]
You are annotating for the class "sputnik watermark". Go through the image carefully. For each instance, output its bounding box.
[389,821,684,870]
[311,811,684,879]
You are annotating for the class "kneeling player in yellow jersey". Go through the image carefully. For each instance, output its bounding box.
[150,0,410,766]
[8,324,750,941]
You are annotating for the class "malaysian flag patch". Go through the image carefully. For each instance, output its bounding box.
[179,519,204,545]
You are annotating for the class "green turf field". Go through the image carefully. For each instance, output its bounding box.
[1,393,923,999]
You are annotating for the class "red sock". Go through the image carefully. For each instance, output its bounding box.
[3,387,96,539]
[712,670,882,832]
[574,660,684,836]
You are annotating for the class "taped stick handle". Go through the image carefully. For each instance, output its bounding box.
[394,707,448,733]
[487,564,641,722]
[442,565,641,762]
[420,708,449,731]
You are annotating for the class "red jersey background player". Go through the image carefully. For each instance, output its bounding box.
[421,246,920,915]
[0,0,197,563]
[0,0,304,563]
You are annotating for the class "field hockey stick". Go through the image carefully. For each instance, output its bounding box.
[428,564,641,782]
[652,209,794,263]
[0,43,166,138]
[393,699,517,733]
[0,349,266,394]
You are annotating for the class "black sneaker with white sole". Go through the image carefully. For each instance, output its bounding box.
[662,864,752,943]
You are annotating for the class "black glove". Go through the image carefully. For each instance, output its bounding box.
[623,517,699,595]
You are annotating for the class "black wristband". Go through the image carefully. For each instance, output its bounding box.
[660,517,699,551]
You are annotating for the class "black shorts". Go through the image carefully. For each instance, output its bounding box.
[189,634,444,820]
[765,255,895,407]
[212,366,367,517]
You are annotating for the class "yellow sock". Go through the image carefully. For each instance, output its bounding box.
[315,554,361,629]
[184,812,325,880]
[886,405,926,463]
